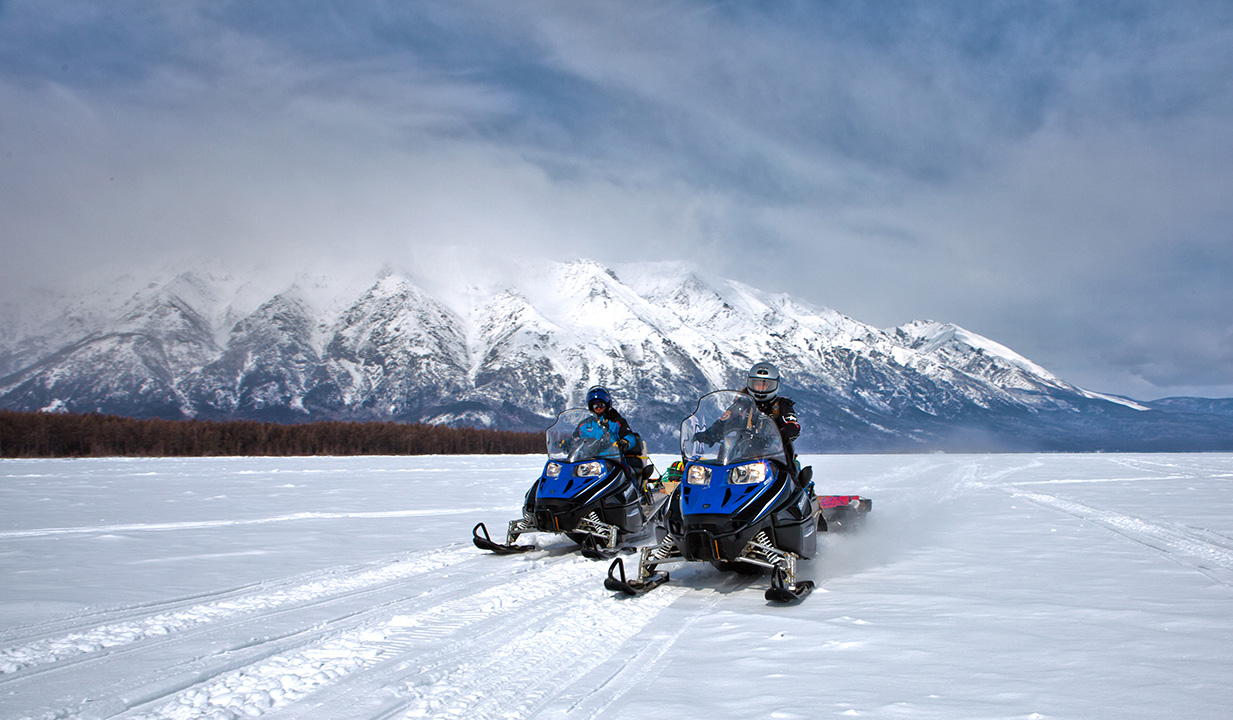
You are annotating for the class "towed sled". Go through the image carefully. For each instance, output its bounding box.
[474,408,669,559]
[818,494,873,531]
[606,390,871,604]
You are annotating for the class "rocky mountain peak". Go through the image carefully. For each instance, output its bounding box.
[2,260,1229,451]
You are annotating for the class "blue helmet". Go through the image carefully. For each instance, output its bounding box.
[586,386,613,412]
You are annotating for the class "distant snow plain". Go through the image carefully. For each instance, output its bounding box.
[2,452,1231,719]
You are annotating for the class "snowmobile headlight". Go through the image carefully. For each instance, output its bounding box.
[728,462,767,485]
[545,462,562,477]
[686,465,711,485]
[574,461,604,477]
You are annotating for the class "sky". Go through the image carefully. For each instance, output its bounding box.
[1,0,1231,400]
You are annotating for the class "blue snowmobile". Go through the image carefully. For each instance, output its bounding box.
[473,408,667,559]
[606,390,865,603]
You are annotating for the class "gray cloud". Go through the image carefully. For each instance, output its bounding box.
[2,0,1231,399]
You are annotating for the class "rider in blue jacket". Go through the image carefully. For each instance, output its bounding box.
[578,386,637,452]
[574,385,653,484]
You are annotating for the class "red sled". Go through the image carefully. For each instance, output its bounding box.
[816,494,872,532]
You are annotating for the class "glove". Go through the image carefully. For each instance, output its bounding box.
[691,431,707,444]
[618,437,631,452]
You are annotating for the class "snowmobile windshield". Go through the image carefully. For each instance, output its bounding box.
[681,390,787,466]
[547,408,624,463]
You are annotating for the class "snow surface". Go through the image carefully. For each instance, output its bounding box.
[2,453,1231,719]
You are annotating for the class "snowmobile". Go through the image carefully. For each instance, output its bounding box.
[605,390,871,604]
[473,408,669,559]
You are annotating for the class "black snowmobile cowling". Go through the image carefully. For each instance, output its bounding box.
[473,408,667,558]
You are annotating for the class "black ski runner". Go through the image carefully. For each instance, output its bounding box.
[472,522,536,555]
[580,544,637,560]
[764,565,814,604]
[604,557,669,596]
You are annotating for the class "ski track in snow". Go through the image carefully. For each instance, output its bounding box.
[533,573,750,720]
[962,455,1233,584]
[8,455,1232,719]
[0,547,475,676]
[1005,488,1233,584]
[2,544,688,720]
[0,508,509,540]
[116,557,685,720]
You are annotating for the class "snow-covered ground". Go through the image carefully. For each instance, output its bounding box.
[2,453,1231,719]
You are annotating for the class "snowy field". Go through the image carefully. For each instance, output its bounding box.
[2,453,1231,720]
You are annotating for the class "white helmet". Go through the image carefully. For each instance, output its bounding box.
[746,361,780,402]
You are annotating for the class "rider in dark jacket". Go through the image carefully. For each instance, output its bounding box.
[743,361,800,454]
[689,362,801,474]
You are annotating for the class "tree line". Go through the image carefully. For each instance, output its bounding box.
[0,410,542,458]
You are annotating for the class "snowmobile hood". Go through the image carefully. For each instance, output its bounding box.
[678,460,787,523]
[535,459,619,503]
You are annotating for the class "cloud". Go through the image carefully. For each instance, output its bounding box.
[2,0,1232,398]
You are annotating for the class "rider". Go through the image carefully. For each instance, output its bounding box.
[692,362,803,479]
[575,386,643,475]
[742,362,800,461]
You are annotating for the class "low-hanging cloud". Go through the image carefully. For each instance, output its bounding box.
[2,0,1231,399]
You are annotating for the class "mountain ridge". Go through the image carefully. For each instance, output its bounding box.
[3,260,1230,452]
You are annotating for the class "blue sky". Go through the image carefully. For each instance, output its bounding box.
[2,0,1231,399]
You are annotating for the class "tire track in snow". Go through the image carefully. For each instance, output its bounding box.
[1006,488,1233,584]
[114,557,685,720]
[0,546,476,677]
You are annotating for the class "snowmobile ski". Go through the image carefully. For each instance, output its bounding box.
[472,522,535,555]
[764,565,814,604]
[579,544,637,560]
[604,557,670,596]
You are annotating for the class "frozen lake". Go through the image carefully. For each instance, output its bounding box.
[2,453,1232,719]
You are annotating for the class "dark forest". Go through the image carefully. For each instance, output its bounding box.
[0,411,540,458]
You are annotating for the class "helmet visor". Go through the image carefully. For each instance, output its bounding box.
[748,378,777,394]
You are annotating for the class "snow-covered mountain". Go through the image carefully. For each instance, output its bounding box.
[2,260,1230,451]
